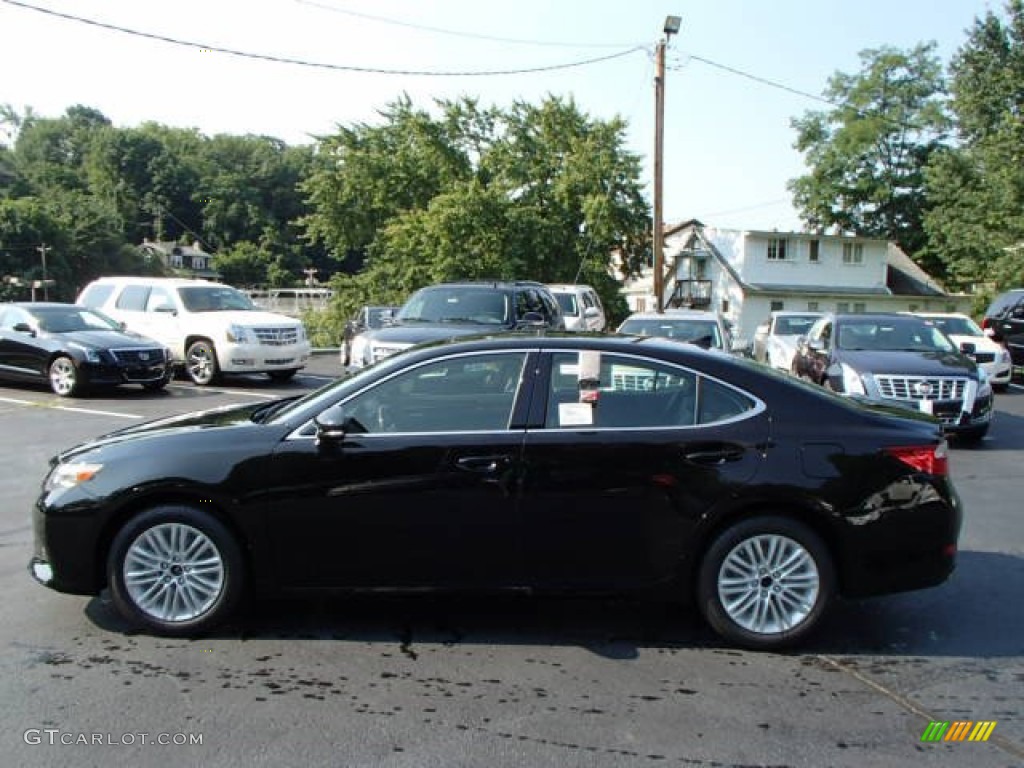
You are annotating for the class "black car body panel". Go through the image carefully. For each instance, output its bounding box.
[30,334,962,646]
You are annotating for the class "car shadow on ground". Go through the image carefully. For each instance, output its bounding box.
[83,551,1022,659]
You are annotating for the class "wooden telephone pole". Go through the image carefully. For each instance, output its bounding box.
[653,16,681,313]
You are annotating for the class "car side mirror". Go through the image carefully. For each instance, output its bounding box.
[13,322,36,336]
[314,412,365,445]
[154,304,176,315]
[959,341,976,355]
[808,338,825,352]
[583,306,600,319]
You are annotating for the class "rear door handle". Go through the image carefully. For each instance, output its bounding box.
[455,455,512,474]
[683,447,745,465]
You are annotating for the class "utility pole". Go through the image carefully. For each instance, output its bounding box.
[36,243,50,300]
[653,16,681,313]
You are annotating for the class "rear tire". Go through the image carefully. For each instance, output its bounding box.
[107,505,244,636]
[697,516,834,650]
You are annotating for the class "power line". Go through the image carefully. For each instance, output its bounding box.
[295,0,644,49]
[1,0,645,77]
[670,52,945,136]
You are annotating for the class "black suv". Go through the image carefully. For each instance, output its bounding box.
[349,281,564,368]
[982,288,1024,367]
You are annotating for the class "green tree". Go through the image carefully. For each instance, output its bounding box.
[306,95,650,324]
[923,0,1024,292]
[788,44,950,267]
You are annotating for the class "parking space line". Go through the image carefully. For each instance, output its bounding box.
[165,385,279,399]
[0,396,141,419]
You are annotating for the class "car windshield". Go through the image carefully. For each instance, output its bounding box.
[924,315,983,336]
[364,307,394,328]
[32,306,121,333]
[178,286,255,312]
[396,287,510,326]
[773,315,820,335]
[619,318,722,349]
[837,318,956,352]
[553,293,579,316]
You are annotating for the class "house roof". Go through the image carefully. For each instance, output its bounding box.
[743,283,892,296]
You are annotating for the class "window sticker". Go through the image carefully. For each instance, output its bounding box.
[559,402,594,426]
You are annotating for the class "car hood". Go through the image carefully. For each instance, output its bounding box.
[54,401,270,462]
[837,349,978,377]
[44,329,163,349]
[364,323,509,345]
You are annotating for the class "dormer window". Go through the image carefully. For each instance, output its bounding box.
[767,238,788,261]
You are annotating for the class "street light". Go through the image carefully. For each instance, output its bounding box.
[653,15,681,313]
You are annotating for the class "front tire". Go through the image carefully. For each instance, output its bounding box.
[697,516,834,650]
[48,355,81,397]
[186,339,219,385]
[107,505,244,636]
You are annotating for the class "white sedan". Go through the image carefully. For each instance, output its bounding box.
[752,311,823,371]
[916,312,1013,391]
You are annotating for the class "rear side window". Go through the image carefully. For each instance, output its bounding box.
[115,285,151,311]
[78,283,115,308]
[545,351,757,429]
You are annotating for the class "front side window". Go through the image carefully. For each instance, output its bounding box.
[545,351,756,429]
[328,352,527,434]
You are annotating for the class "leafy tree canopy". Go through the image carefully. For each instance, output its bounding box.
[788,43,950,267]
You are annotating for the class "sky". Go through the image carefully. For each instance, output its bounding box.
[0,0,1003,233]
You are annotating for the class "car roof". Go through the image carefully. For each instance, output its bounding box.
[87,276,215,286]
[622,309,722,321]
[546,284,595,292]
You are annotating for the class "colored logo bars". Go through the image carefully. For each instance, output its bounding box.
[921,721,997,742]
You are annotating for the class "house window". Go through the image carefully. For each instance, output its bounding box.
[721,299,730,314]
[807,301,819,311]
[636,297,646,312]
[767,238,788,260]
[171,253,183,268]
[842,243,864,264]
[853,302,866,313]
[908,303,919,312]
[808,240,820,262]
[837,302,850,313]
[770,300,784,311]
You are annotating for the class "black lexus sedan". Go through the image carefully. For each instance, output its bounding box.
[0,302,173,397]
[30,333,961,650]
[791,312,994,442]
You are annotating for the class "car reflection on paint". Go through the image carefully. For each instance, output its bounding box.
[30,332,960,650]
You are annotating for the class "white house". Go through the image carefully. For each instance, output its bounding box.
[622,220,972,344]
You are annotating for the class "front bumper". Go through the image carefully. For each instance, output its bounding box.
[81,360,170,386]
[219,341,312,373]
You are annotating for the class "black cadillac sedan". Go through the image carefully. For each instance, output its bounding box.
[0,302,173,396]
[791,313,994,442]
[30,333,961,650]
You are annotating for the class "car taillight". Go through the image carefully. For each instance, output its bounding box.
[884,442,948,476]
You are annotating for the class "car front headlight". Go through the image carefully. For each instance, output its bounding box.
[44,462,103,492]
[839,362,867,396]
[226,324,257,344]
[69,342,102,363]
[977,367,993,397]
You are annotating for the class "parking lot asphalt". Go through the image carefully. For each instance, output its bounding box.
[1,356,1022,767]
